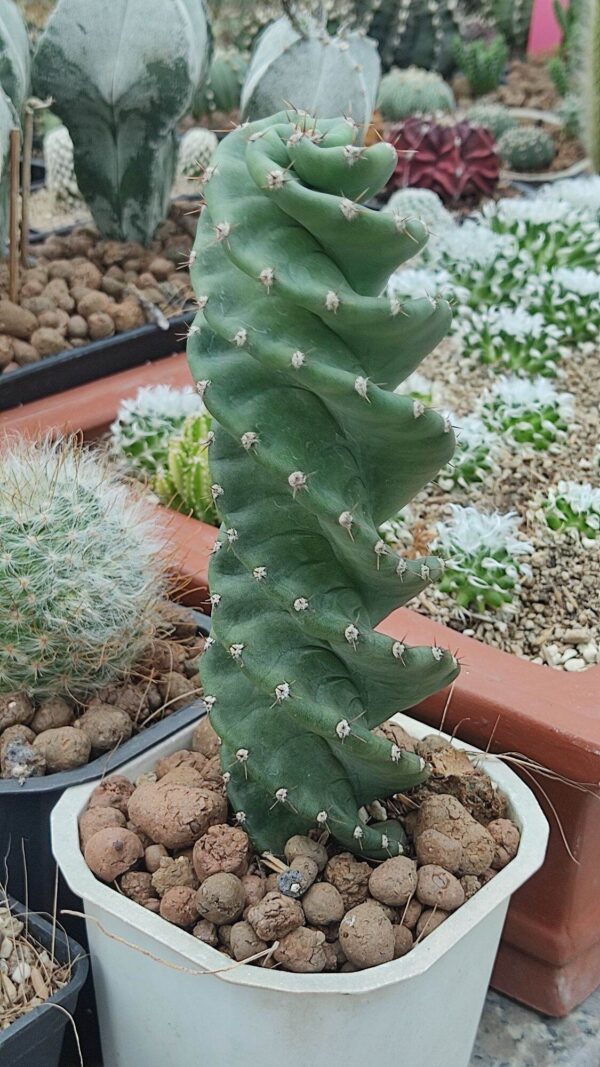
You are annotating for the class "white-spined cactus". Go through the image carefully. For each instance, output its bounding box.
[439,413,498,491]
[434,505,533,613]
[43,124,82,207]
[33,0,210,243]
[482,197,600,270]
[110,384,202,477]
[177,127,219,180]
[480,376,574,452]
[0,436,166,699]
[540,176,600,217]
[384,187,454,234]
[525,266,600,349]
[426,221,532,307]
[460,305,564,377]
[544,481,600,543]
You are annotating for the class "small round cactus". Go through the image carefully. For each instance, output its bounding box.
[466,104,516,142]
[544,482,600,541]
[497,126,556,173]
[155,413,218,524]
[427,221,532,308]
[524,266,600,349]
[480,376,573,451]
[43,124,81,206]
[384,187,454,234]
[0,436,166,699]
[377,66,455,121]
[387,117,500,203]
[110,384,203,477]
[177,127,219,179]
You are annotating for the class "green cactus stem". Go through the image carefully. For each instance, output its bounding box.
[187,111,460,860]
[155,412,218,525]
[452,25,508,97]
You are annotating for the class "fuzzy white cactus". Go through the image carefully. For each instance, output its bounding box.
[388,265,453,306]
[460,304,565,377]
[110,384,203,476]
[540,176,600,217]
[0,437,166,699]
[438,413,499,490]
[524,266,600,349]
[544,481,600,543]
[43,124,82,206]
[482,197,600,270]
[426,221,531,308]
[480,376,574,451]
[384,187,454,234]
[177,127,219,179]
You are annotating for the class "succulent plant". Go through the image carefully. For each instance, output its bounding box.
[369,0,465,75]
[377,66,455,120]
[524,266,600,348]
[193,48,249,117]
[460,305,564,377]
[546,0,583,98]
[540,175,600,217]
[33,0,210,243]
[426,221,531,307]
[394,370,435,405]
[439,413,497,490]
[466,103,516,141]
[482,197,600,270]
[43,124,82,207]
[110,384,203,477]
[0,436,166,700]
[480,375,573,451]
[452,22,508,97]
[0,0,31,116]
[187,110,460,860]
[155,413,218,524]
[434,505,533,612]
[388,265,453,305]
[497,126,556,172]
[558,92,582,138]
[241,13,380,134]
[0,87,15,247]
[544,481,600,541]
[384,187,454,233]
[177,127,219,180]
[582,0,600,172]
[387,117,500,202]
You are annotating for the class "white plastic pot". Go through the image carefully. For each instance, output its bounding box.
[51,713,548,1067]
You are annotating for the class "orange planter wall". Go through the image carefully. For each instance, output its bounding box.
[2,356,599,1017]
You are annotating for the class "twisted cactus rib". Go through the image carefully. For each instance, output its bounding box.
[188,111,460,860]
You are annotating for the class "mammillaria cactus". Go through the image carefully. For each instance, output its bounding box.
[0,436,166,699]
[426,221,531,307]
[187,110,460,859]
[544,481,600,542]
[384,187,454,233]
[33,0,210,243]
[452,20,508,97]
[0,0,31,116]
[193,48,249,117]
[461,305,564,377]
[439,413,497,490]
[240,12,380,133]
[434,505,533,612]
[177,127,219,180]
[524,266,600,349]
[482,198,600,270]
[387,117,500,202]
[540,175,600,217]
[154,413,217,524]
[497,127,556,173]
[110,384,202,477]
[480,376,573,451]
[377,66,455,120]
[466,103,516,142]
[43,124,82,207]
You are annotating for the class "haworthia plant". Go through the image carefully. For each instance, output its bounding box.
[241,14,380,133]
[0,0,31,116]
[188,111,460,860]
[32,0,210,243]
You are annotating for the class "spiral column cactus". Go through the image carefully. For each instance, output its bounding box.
[188,111,460,860]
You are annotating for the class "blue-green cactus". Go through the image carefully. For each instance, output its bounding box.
[0,0,31,116]
[32,0,210,243]
[187,111,460,861]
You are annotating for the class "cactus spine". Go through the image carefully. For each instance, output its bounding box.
[187,111,459,860]
[32,0,210,243]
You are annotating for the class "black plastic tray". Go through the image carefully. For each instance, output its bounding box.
[0,897,88,1067]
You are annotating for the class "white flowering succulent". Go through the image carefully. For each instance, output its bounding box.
[480,376,574,451]
[460,304,565,377]
[426,221,531,308]
[110,384,203,476]
[544,481,600,543]
[482,197,600,271]
[434,505,533,613]
[523,267,600,349]
[438,413,499,491]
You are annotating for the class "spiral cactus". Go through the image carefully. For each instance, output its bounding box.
[377,66,455,120]
[0,436,166,700]
[497,127,556,173]
[155,413,218,524]
[388,117,500,203]
[187,111,460,860]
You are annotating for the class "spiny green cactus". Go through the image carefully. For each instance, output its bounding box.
[377,66,455,120]
[0,436,166,700]
[426,220,532,308]
[155,413,218,524]
[482,197,600,270]
[434,505,533,612]
[480,375,573,451]
[0,0,31,116]
[240,14,380,133]
[384,187,454,233]
[187,111,460,860]
[32,0,210,243]
[559,92,582,137]
[544,480,600,541]
[497,126,556,172]
[193,48,249,117]
[43,124,82,206]
[452,24,508,97]
[461,304,564,377]
[525,266,600,348]
[369,0,465,75]
[547,0,583,97]
[177,127,219,180]
[466,103,516,141]
[582,0,600,172]
[110,384,202,477]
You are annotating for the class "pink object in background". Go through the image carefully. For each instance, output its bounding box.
[527,0,568,54]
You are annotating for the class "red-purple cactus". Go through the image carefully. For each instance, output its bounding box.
[387,117,500,203]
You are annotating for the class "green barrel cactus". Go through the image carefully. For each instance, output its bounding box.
[110,384,202,477]
[32,0,210,244]
[187,111,460,860]
[0,0,31,116]
[241,14,380,134]
[155,412,218,525]
[466,103,516,142]
[497,126,556,173]
[452,23,508,97]
[0,436,166,700]
[377,66,455,120]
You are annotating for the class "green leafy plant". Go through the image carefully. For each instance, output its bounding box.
[110,384,203,477]
[187,110,460,859]
[452,21,508,97]
[497,126,556,172]
[434,505,533,612]
[466,103,516,141]
[0,436,166,699]
[377,66,455,120]
[33,0,210,243]
[155,413,218,524]
[480,375,573,450]
[544,480,600,541]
